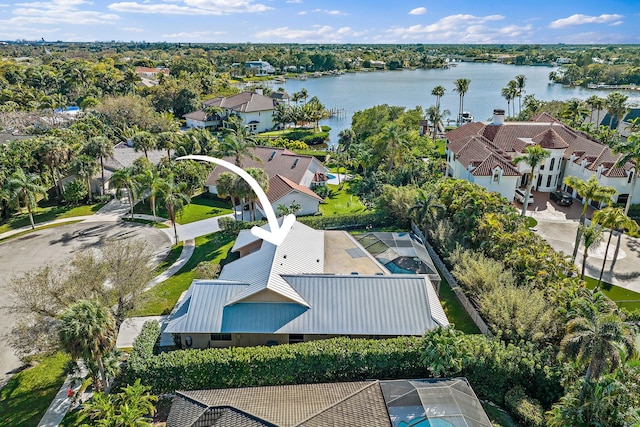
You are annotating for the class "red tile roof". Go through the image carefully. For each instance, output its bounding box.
[258,174,324,207]
[532,129,570,149]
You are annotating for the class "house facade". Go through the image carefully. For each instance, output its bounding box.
[183,91,277,133]
[446,109,639,206]
[164,221,449,349]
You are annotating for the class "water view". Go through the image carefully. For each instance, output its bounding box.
[280,62,640,145]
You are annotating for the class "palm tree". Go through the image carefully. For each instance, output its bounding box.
[426,105,450,142]
[122,68,141,96]
[36,136,67,199]
[614,133,640,215]
[579,224,603,280]
[409,189,444,240]
[218,116,258,167]
[245,167,269,221]
[564,175,617,263]
[84,136,114,195]
[605,92,629,137]
[586,95,606,127]
[216,172,240,221]
[377,122,410,173]
[431,85,446,110]
[501,84,516,118]
[137,168,165,222]
[592,206,639,286]
[72,154,99,201]
[4,168,47,229]
[562,291,636,399]
[162,179,190,244]
[513,145,550,217]
[57,299,117,391]
[514,74,526,115]
[453,78,470,125]
[132,131,156,160]
[111,167,139,220]
[156,131,178,160]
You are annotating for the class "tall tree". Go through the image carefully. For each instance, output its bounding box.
[4,167,47,229]
[111,167,139,220]
[426,105,449,142]
[501,83,516,118]
[586,95,606,127]
[84,135,114,195]
[614,132,640,215]
[578,224,603,280]
[57,299,117,391]
[409,189,444,240]
[376,122,410,173]
[72,154,99,202]
[216,172,240,221]
[564,175,617,263]
[513,145,550,217]
[36,136,67,199]
[245,167,269,221]
[605,92,629,137]
[156,131,178,160]
[453,78,470,125]
[218,115,258,167]
[561,291,636,399]
[162,178,190,244]
[137,167,165,222]
[592,206,639,286]
[431,85,446,110]
[132,131,156,160]
[514,74,526,115]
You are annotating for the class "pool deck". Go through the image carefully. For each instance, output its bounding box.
[323,230,388,275]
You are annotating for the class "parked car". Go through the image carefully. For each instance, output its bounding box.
[514,188,534,205]
[550,190,573,206]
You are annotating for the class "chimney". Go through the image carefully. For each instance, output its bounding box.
[491,109,505,126]
[255,87,263,95]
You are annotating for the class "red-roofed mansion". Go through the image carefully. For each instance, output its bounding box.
[445,109,639,207]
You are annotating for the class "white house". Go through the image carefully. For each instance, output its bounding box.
[245,60,276,76]
[446,109,639,207]
[183,91,278,133]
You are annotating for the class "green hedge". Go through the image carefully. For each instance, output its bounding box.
[297,211,392,230]
[125,333,424,393]
[505,386,546,427]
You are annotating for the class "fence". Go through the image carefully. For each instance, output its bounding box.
[411,222,492,336]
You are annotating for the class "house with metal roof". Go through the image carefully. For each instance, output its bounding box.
[446,109,639,206]
[164,221,448,349]
[205,146,329,218]
[184,91,278,133]
[166,378,491,427]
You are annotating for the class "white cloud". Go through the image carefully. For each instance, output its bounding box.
[297,10,306,15]
[286,0,301,3]
[4,0,119,25]
[122,26,144,32]
[311,8,347,16]
[254,24,364,42]
[389,14,503,36]
[108,0,272,15]
[409,7,426,15]
[549,13,624,29]
[161,30,226,39]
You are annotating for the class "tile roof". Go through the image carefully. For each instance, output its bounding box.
[258,175,324,207]
[532,128,569,149]
[169,382,391,427]
[205,146,324,187]
[103,142,166,171]
[448,136,521,177]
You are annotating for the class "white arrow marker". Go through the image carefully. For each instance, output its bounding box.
[177,155,295,246]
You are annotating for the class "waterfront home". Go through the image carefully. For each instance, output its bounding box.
[245,59,276,76]
[166,378,491,427]
[446,109,639,207]
[183,91,278,133]
[205,146,329,218]
[164,221,448,349]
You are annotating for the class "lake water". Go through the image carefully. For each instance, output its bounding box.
[279,62,640,146]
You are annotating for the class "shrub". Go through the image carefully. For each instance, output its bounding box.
[297,211,392,230]
[505,386,546,427]
[124,336,424,394]
[313,185,331,199]
[217,217,263,235]
[63,179,88,204]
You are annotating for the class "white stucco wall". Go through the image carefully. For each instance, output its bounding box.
[257,191,320,218]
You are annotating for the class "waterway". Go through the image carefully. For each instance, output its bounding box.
[278,62,640,146]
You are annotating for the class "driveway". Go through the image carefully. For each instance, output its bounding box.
[521,191,640,293]
[0,220,171,387]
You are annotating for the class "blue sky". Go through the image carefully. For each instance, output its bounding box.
[0,0,638,44]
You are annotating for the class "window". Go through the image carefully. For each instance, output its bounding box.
[550,158,556,171]
[289,334,304,344]
[493,168,501,183]
[185,336,193,347]
[629,172,634,184]
[547,175,552,187]
[210,333,232,341]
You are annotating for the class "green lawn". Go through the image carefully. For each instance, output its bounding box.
[121,218,169,228]
[319,184,366,216]
[584,276,640,311]
[132,232,237,316]
[437,275,481,335]
[0,353,70,427]
[0,202,103,234]
[134,193,232,225]
[482,402,519,427]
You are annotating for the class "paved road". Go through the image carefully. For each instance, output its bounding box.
[0,220,171,387]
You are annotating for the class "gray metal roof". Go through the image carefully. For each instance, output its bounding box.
[165,274,448,336]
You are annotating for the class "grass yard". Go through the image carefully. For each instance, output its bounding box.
[437,275,481,335]
[121,218,169,228]
[132,232,237,316]
[0,202,103,234]
[584,276,640,311]
[482,402,519,427]
[134,193,232,225]
[0,353,69,427]
[319,184,366,216]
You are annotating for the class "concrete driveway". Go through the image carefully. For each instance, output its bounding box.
[0,220,171,387]
[521,191,640,293]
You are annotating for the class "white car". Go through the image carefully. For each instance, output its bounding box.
[514,188,534,205]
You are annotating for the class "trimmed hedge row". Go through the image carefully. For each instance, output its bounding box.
[125,323,423,394]
[297,211,393,230]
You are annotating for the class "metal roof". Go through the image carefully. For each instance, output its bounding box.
[166,275,448,336]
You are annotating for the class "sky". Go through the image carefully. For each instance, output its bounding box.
[0,0,639,44]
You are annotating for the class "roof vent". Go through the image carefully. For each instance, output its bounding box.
[292,158,300,168]
[269,151,277,161]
